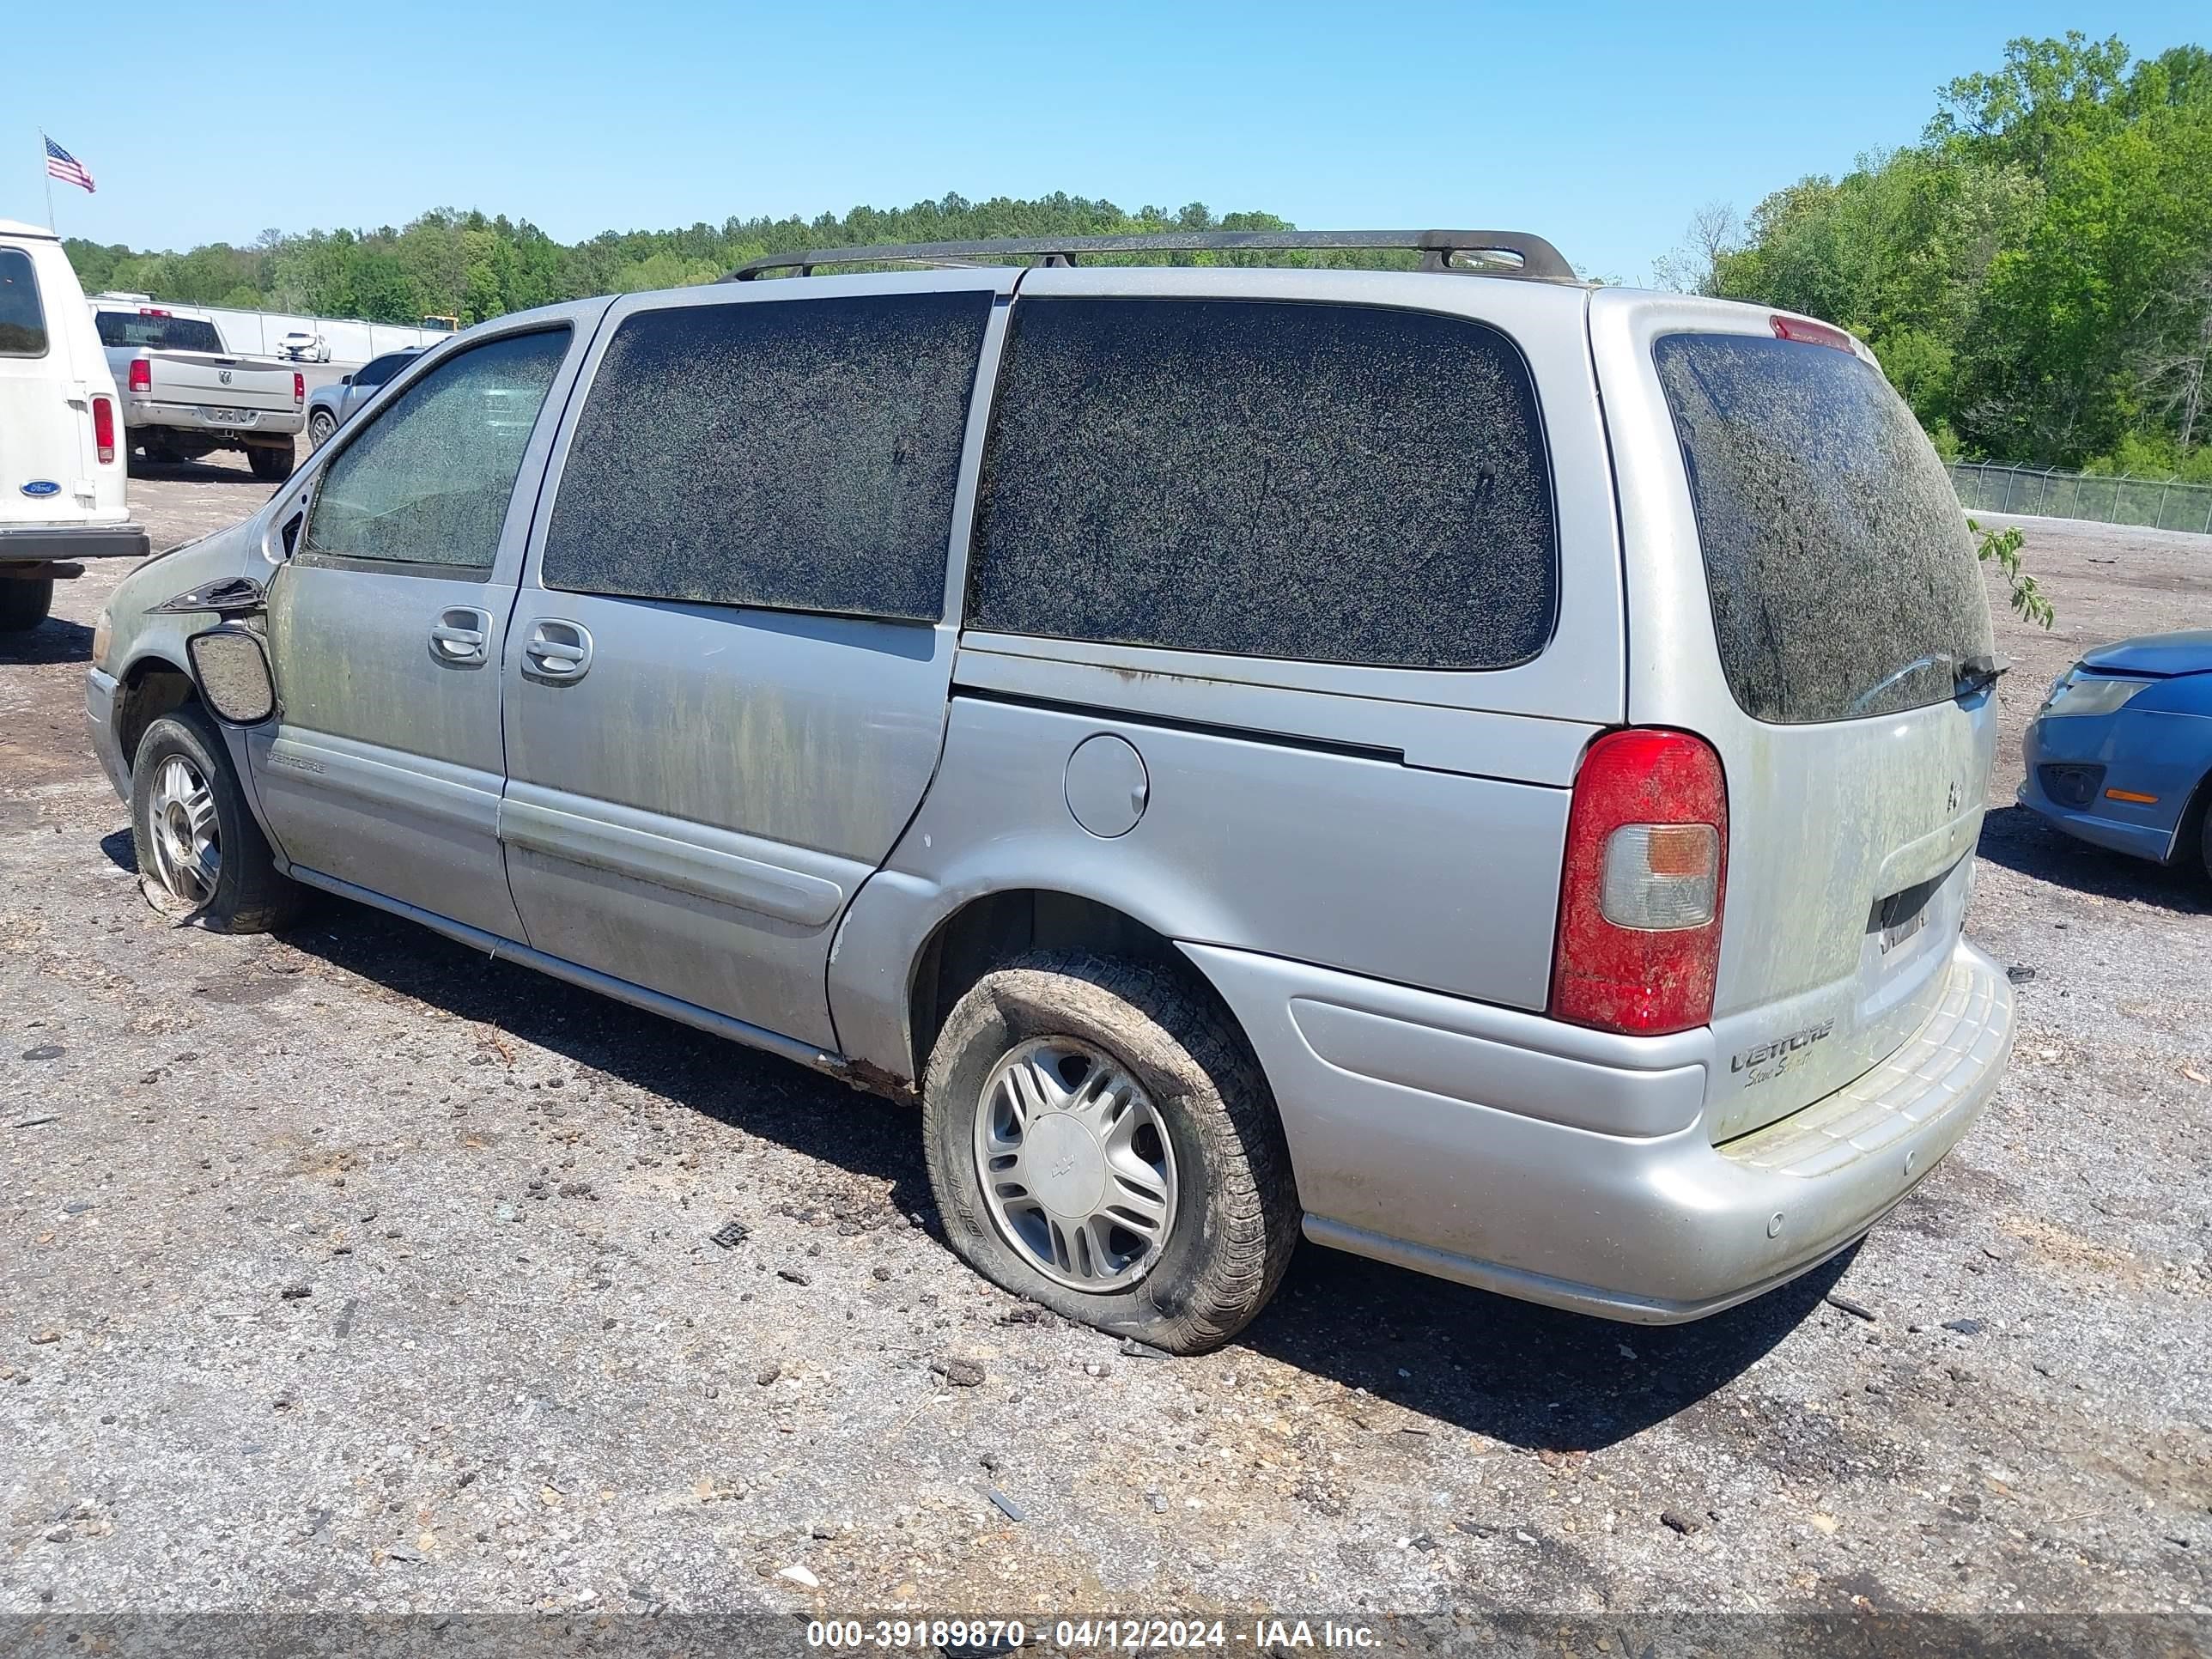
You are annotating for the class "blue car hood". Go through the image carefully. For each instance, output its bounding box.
[2080,630,2212,678]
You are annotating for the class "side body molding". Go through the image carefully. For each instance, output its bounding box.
[496,782,848,928]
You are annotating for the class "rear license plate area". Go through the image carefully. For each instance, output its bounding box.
[1872,870,1945,957]
[200,407,254,426]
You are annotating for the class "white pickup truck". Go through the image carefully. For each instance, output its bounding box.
[90,297,304,480]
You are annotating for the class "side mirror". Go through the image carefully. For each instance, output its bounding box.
[339,374,352,386]
[185,625,277,726]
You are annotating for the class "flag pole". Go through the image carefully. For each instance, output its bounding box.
[40,131,57,235]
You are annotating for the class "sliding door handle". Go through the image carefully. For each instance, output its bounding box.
[524,618,593,681]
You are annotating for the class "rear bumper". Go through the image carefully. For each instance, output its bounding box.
[0,523,150,566]
[1186,937,2014,1323]
[126,401,305,440]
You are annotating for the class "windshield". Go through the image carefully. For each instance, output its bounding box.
[1654,332,1994,725]
[96,311,226,354]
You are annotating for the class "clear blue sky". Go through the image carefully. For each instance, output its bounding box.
[16,2,2205,283]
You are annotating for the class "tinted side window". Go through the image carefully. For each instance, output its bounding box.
[542,289,993,622]
[969,298,1558,671]
[0,250,48,356]
[303,328,569,574]
[356,353,409,387]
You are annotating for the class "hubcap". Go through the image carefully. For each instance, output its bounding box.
[974,1036,1178,1291]
[148,755,220,908]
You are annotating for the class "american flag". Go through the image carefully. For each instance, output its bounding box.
[44,137,95,194]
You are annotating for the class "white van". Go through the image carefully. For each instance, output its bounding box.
[0,220,147,632]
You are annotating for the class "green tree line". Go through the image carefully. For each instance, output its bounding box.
[68,33,2210,477]
[62,196,1323,333]
[1663,33,2212,479]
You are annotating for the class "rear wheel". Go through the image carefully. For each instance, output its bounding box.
[0,577,53,633]
[130,705,302,933]
[246,441,295,482]
[921,951,1299,1354]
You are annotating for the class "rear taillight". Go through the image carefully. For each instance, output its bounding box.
[127,359,151,393]
[91,396,116,465]
[1770,313,1855,352]
[1550,729,1729,1036]
[293,372,305,406]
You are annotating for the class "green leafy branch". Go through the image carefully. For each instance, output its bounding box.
[1970,517,2056,628]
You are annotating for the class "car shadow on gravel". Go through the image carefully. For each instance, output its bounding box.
[270,895,934,1200]
[258,889,1850,1453]
[0,615,94,664]
[1978,803,2209,915]
[128,456,280,487]
[1241,1237,1853,1452]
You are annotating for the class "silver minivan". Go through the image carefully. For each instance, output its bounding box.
[87,231,2015,1352]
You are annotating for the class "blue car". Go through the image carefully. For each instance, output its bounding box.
[2020,629,2212,877]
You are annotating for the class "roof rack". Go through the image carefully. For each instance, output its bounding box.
[725,229,1577,284]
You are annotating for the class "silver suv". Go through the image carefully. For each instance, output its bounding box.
[87,231,2016,1352]
[304,349,422,450]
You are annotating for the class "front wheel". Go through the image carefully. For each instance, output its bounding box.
[921,951,1299,1354]
[246,441,295,482]
[307,409,337,450]
[130,705,302,933]
[0,577,54,633]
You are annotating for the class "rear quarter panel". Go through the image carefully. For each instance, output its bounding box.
[829,695,1581,1079]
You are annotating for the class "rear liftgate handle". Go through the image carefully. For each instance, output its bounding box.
[429,607,493,665]
[524,618,593,682]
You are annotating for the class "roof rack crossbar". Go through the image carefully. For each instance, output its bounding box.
[724,229,1576,284]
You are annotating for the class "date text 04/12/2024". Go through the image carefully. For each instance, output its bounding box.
[805,1619,1382,1650]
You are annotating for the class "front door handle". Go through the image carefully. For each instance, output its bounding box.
[524,618,593,682]
[429,607,492,665]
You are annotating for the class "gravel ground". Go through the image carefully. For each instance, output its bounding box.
[2,471,2208,1620]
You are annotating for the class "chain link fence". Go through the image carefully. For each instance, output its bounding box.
[1949,462,2212,536]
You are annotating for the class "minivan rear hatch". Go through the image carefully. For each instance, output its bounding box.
[1601,299,2001,1141]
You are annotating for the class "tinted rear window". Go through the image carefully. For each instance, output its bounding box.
[0,250,46,356]
[1654,333,1993,724]
[969,297,1557,670]
[95,311,224,354]
[543,289,993,622]
[357,353,412,386]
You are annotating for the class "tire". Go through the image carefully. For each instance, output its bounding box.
[130,704,302,933]
[921,951,1299,1354]
[307,409,337,450]
[247,441,295,482]
[0,577,53,633]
